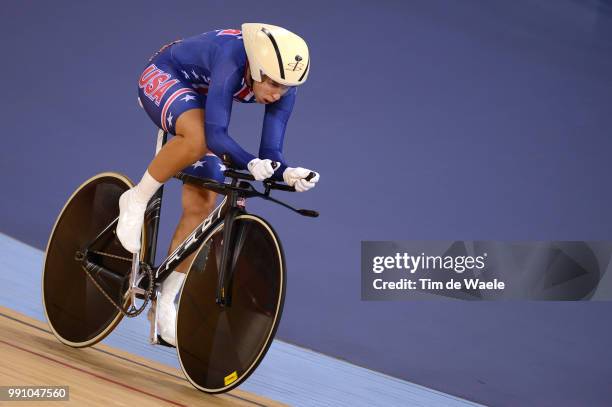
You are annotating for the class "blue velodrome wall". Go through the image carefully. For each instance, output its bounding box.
[2,1,612,405]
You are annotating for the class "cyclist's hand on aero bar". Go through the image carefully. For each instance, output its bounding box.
[283,167,320,192]
[247,158,280,180]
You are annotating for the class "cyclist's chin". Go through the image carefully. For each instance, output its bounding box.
[254,93,272,104]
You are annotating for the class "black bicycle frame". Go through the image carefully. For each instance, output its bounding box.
[153,172,247,305]
[151,193,232,286]
[81,130,317,306]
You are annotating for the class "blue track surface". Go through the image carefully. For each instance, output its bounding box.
[0,232,481,406]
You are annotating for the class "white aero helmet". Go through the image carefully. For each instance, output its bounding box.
[241,23,310,87]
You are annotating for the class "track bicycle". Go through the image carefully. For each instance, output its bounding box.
[42,129,318,393]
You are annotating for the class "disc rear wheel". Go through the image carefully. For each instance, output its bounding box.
[42,172,142,347]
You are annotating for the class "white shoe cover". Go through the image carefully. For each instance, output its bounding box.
[158,301,178,346]
[117,188,147,253]
[157,271,186,346]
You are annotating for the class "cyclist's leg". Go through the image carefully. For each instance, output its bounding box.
[149,112,224,345]
[118,56,205,253]
[168,151,226,272]
[170,183,218,273]
[156,158,224,346]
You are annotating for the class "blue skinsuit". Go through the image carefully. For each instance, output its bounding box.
[137,29,295,181]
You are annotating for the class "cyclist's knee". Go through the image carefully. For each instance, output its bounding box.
[175,109,207,161]
[186,142,207,163]
[174,133,206,162]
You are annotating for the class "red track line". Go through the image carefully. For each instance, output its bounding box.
[0,339,187,407]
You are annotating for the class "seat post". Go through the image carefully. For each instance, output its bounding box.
[155,128,167,155]
[143,129,168,266]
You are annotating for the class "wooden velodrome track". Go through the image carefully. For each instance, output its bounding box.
[0,306,283,406]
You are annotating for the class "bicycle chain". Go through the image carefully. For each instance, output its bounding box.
[81,259,154,318]
[90,250,133,263]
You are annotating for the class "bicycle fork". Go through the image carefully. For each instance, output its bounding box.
[215,188,248,307]
[216,207,238,307]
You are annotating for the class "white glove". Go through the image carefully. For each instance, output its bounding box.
[283,167,320,192]
[247,158,278,181]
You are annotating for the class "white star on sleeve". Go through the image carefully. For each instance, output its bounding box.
[192,160,205,169]
[181,94,196,102]
[167,112,173,127]
[182,70,190,79]
[218,163,226,171]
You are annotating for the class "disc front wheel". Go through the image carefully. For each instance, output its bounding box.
[176,214,286,393]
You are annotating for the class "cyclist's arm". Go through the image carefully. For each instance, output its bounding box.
[204,63,255,170]
[259,87,297,180]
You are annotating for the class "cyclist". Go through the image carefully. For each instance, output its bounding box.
[116,23,320,346]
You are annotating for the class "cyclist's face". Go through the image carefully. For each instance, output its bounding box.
[252,75,291,104]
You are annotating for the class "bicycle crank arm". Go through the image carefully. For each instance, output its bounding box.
[129,252,140,306]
